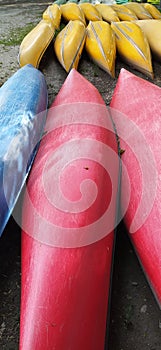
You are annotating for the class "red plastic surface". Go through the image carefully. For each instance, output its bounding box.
[19,69,119,349]
[110,68,161,307]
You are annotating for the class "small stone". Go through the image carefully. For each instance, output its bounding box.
[132,281,138,286]
[140,304,147,313]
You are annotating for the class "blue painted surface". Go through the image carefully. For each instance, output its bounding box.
[0,64,48,236]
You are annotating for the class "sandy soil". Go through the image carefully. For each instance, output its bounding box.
[0,2,161,349]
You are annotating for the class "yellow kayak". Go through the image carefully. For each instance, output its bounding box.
[125,2,153,19]
[19,19,55,68]
[60,3,86,24]
[95,4,120,23]
[54,20,86,72]
[85,20,116,77]
[79,3,102,21]
[42,4,61,29]
[111,21,153,78]
[135,19,161,62]
[143,3,161,19]
[111,4,138,21]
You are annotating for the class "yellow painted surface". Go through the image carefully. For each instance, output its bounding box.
[54,20,86,72]
[143,3,161,19]
[60,3,86,24]
[136,19,161,61]
[86,20,116,77]
[79,3,102,21]
[111,21,153,78]
[42,4,61,29]
[111,4,138,21]
[95,4,120,23]
[19,19,55,68]
[125,2,153,19]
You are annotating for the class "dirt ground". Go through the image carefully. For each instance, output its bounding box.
[0,1,161,349]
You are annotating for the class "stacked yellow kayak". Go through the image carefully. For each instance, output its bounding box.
[111,4,138,21]
[54,20,86,72]
[19,4,61,68]
[79,3,102,21]
[124,2,153,19]
[135,19,161,62]
[60,3,86,24]
[111,21,153,78]
[19,20,55,68]
[143,3,161,18]
[42,4,61,29]
[85,21,116,77]
[95,4,120,23]
[18,1,161,78]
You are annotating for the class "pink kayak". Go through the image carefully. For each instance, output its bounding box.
[110,68,161,307]
[19,69,120,349]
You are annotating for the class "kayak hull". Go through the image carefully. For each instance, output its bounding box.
[111,21,153,78]
[110,68,161,307]
[85,21,116,77]
[54,20,86,72]
[20,69,120,349]
[19,19,55,68]
[0,64,47,236]
[135,19,161,62]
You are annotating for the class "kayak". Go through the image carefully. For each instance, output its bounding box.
[111,4,138,20]
[54,20,86,72]
[19,19,56,68]
[0,64,48,237]
[19,68,120,349]
[85,20,116,77]
[79,3,102,21]
[110,68,161,307]
[143,3,161,19]
[95,4,120,22]
[60,3,86,24]
[135,19,161,62]
[42,3,61,29]
[125,2,153,19]
[111,21,153,79]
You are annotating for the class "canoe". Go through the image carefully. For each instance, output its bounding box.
[79,0,92,3]
[135,19,161,62]
[79,3,102,21]
[95,4,120,22]
[111,21,153,78]
[19,68,120,349]
[85,20,116,77]
[110,68,161,308]
[143,3,161,19]
[19,19,56,68]
[54,20,86,72]
[0,64,48,237]
[42,4,61,29]
[60,3,86,24]
[67,0,79,3]
[54,0,66,5]
[125,2,153,19]
[111,4,138,20]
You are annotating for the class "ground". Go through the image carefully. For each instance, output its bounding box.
[0,1,161,349]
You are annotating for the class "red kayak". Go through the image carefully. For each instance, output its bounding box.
[20,69,120,349]
[110,68,161,307]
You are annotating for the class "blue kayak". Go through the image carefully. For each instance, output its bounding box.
[0,64,48,236]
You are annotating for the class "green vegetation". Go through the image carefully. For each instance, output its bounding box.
[0,22,37,46]
[55,22,66,38]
